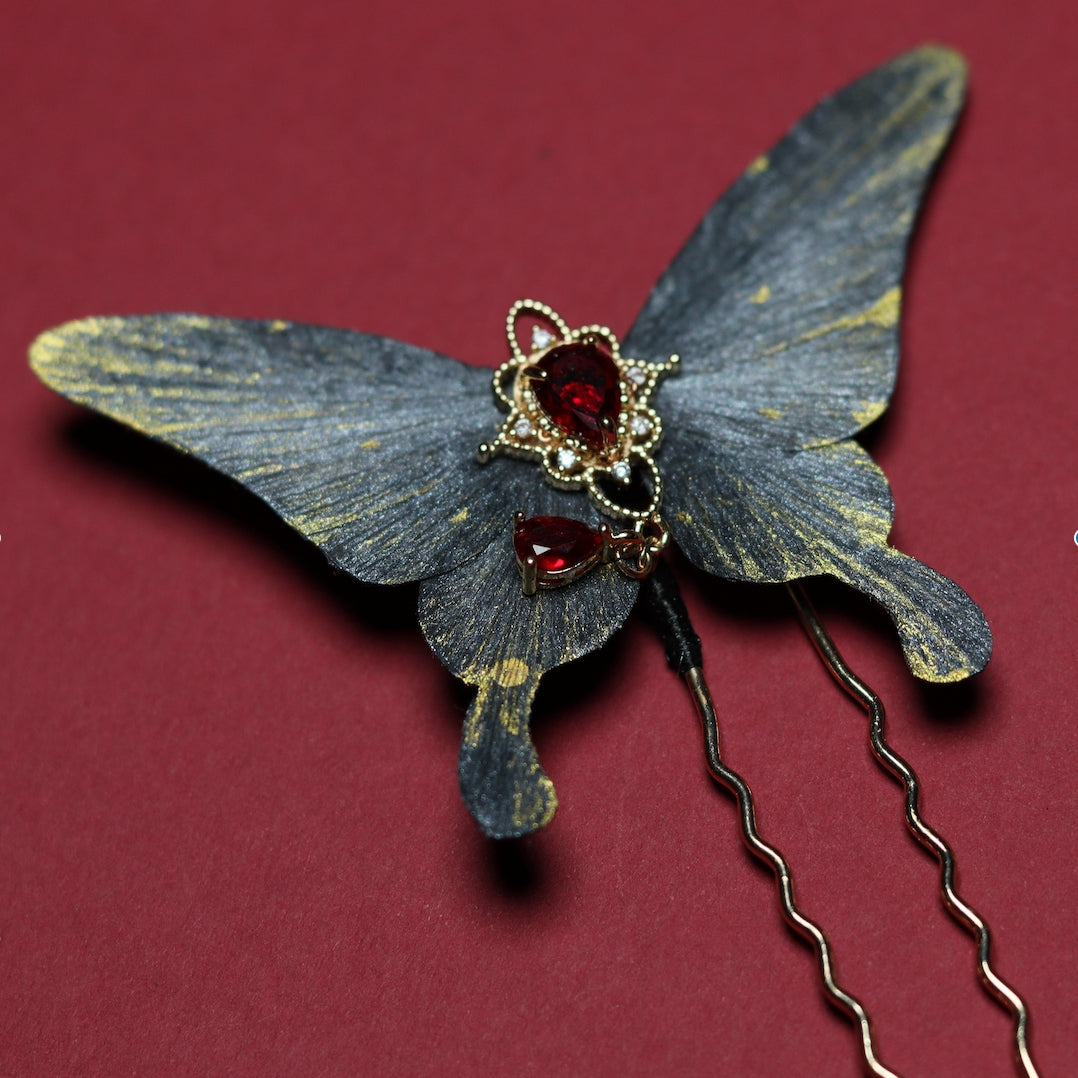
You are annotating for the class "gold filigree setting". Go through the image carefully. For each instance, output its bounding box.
[477,299,679,522]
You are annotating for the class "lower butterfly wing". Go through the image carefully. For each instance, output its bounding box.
[31,314,513,583]
[624,45,965,451]
[419,477,638,839]
[662,420,990,682]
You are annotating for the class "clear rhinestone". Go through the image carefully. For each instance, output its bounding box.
[629,414,652,436]
[531,326,555,351]
[611,461,632,483]
[556,448,578,471]
[513,417,533,438]
[626,366,648,386]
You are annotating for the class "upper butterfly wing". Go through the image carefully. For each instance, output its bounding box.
[31,314,511,584]
[624,45,965,450]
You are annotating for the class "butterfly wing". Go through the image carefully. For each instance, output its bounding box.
[31,314,515,583]
[622,46,991,681]
[665,435,990,680]
[419,480,638,839]
[625,44,963,450]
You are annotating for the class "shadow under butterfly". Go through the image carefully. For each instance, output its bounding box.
[31,46,1036,1078]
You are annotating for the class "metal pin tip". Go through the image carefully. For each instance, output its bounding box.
[521,555,538,596]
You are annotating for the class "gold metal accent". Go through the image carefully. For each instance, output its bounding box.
[521,556,538,596]
[786,581,1040,1078]
[505,299,570,362]
[679,664,898,1078]
[513,510,540,595]
[480,300,679,523]
[598,523,613,563]
[612,513,669,579]
[598,413,617,448]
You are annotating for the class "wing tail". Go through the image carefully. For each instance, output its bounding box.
[458,670,557,839]
[835,544,992,682]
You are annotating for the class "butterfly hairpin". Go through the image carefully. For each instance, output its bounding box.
[31,46,1039,1077]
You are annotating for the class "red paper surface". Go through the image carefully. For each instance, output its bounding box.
[2,3,1075,1075]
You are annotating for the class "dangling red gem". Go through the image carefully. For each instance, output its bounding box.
[514,515,604,586]
[532,340,620,449]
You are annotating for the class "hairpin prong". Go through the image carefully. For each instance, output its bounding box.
[681,665,898,1078]
[786,581,1040,1078]
[640,561,898,1078]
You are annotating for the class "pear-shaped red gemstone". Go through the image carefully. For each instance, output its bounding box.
[533,340,620,449]
[514,515,603,577]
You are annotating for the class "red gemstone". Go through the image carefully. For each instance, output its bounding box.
[533,340,620,449]
[514,515,603,578]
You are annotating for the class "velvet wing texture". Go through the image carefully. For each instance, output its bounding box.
[31,315,510,584]
[627,44,991,682]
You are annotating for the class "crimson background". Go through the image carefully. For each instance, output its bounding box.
[2,3,1075,1076]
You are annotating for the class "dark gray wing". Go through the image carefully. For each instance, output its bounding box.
[419,477,638,839]
[662,427,990,682]
[624,45,965,451]
[31,314,511,583]
[622,46,990,682]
